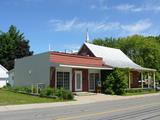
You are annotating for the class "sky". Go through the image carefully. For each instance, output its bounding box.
[1,0,160,54]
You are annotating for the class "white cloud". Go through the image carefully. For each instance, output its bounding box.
[115,4,135,11]
[49,18,78,31]
[49,18,120,32]
[115,3,160,12]
[90,0,108,11]
[121,20,152,34]
[49,18,153,36]
[90,4,108,11]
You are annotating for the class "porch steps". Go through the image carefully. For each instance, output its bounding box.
[74,92,96,96]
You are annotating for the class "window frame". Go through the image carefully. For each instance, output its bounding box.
[55,68,72,90]
[89,72,100,91]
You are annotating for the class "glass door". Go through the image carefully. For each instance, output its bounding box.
[75,71,82,91]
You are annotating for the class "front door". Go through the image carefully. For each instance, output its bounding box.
[75,71,82,91]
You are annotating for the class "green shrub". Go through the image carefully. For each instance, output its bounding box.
[3,85,74,100]
[6,83,11,87]
[2,83,11,89]
[3,86,32,94]
[9,87,20,92]
[19,87,32,94]
[125,88,154,93]
[55,88,74,100]
[40,87,54,97]
[103,68,128,95]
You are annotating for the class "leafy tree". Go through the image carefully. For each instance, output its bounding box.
[103,68,128,95]
[93,37,117,48]
[92,35,160,81]
[0,25,33,70]
[117,35,160,71]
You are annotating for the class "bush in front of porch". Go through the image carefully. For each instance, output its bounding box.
[103,68,128,95]
[40,87,74,100]
[124,88,157,96]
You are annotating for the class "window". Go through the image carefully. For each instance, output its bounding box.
[89,73,95,90]
[57,72,70,90]
[89,73,99,90]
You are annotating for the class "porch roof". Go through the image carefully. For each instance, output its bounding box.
[82,43,156,72]
[59,64,113,70]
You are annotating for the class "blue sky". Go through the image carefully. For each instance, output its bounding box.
[1,0,160,53]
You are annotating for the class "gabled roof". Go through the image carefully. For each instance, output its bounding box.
[82,42,156,71]
[0,64,8,78]
[0,64,8,72]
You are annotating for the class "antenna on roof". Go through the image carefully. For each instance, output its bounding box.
[48,44,51,51]
[86,28,90,43]
[48,44,53,51]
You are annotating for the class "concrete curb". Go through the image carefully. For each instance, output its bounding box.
[0,93,159,112]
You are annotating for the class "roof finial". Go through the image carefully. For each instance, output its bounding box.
[86,28,90,43]
[48,44,51,51]
[48,44,53,51]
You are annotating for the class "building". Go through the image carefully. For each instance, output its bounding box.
[0,64,8,88]
[79,43,156,89]
[9,42,156,92]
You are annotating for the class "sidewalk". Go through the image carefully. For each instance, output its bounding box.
[0,93,159,112]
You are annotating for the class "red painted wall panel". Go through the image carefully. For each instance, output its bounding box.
[72,69,75,92]
[82,69,88,91]
[49,52,103,67]
[50,67,55,88]
[131,71,141,88]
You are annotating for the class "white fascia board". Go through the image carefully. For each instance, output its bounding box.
[59,64,113,70]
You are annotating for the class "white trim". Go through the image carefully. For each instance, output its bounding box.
[55,68,72,91]
[88,69,100,92]
[89,73,95,91]
[59,64,113,70]
[55,69,57,89]
[75,71,82,91]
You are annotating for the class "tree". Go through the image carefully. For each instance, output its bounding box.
[92,35,160,81]
[0,25,33,70]
[93,37,118,48]
[103,69,128,95]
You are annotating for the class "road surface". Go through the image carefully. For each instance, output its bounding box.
[0,94,160,120]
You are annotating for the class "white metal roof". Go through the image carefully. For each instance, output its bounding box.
[0,64,8,78]
[83,42,156,71]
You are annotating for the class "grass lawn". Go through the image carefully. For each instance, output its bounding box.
[0,89,63,106]
[124,90,158,96]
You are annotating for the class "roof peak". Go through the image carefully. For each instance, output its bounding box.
[0,64,8,72]
[84,42,120,51]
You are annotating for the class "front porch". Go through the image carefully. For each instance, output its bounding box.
[49,51,112,92]
[128,70,156,89]
[50,66,112,92]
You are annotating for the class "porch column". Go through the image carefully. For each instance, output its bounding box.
[128,71,131,89]
[153,72,156,89]
[141,72,143,88]
[147,72,150,88]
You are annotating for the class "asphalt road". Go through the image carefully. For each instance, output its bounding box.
[0,95,160,120]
